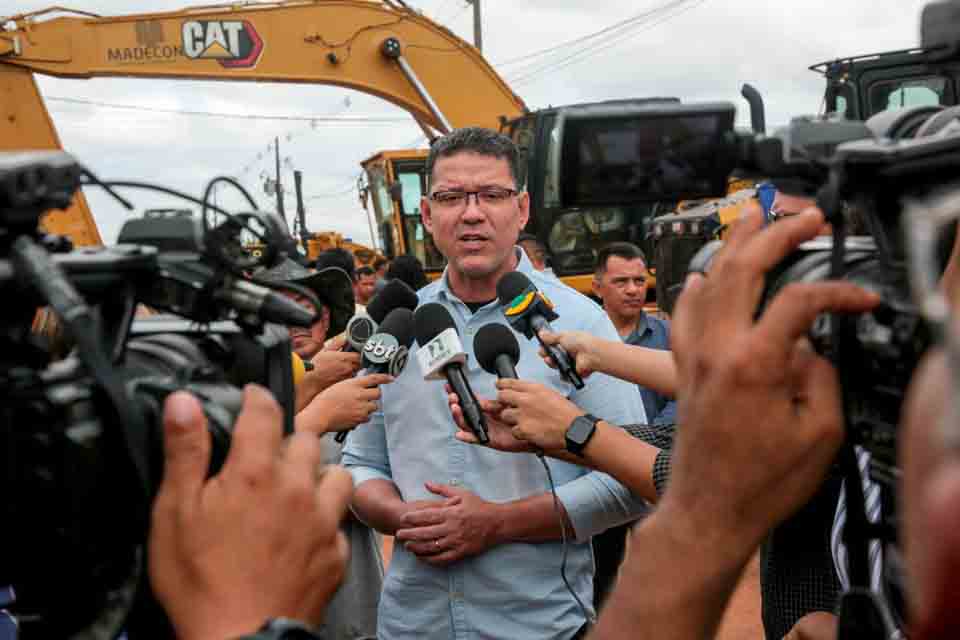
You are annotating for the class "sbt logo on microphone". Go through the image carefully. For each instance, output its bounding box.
[364,335,400,363]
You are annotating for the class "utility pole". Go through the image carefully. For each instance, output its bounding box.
[274,136,286,223]
[293,169,308,244]
[469,0,482,53]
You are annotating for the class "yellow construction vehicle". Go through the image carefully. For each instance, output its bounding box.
[0,0,522,256]
[2,1,679,295]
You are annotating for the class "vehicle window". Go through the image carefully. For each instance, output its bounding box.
[542,114,562,208]
[835,95,848,116]
[397,171,423,217]
[509,118,535,189]
[868,76,947,116]
[367,166,393,225]
[547,207,627,273]
[395,168,444,270]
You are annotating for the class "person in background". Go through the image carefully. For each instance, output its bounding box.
[255,258,384,640]
[589,241,675,609]
[354,266,377,307]
[385,254,430,291]
[373,256,390,283]
[592,242,676,427]
[517,232,549,271]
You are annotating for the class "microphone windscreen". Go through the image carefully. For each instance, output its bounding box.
[496,271,535,307]
[414,302,458,346]
[367,279,419,324]
[377,307,415,348]
[474,324,521,375]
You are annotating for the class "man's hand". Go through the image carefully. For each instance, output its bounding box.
[495,379,581,451]
[149,386,353,640]
[537,329,600,378]
[296,373,393,435]
[448,390,538,453]
[664,208,880,550]
[309,350,362,390]
[395,483,504,566]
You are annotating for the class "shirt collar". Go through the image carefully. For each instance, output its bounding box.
[436,246,536,302]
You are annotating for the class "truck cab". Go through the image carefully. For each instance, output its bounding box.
[813,47,960,120]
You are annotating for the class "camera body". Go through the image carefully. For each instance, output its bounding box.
[0,151,304,637]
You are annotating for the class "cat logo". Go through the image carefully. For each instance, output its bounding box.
[181,20,264,68]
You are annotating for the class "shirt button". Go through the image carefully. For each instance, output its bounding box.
[465,327,475,336]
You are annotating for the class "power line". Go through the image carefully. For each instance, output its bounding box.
[495,0,685,68]
[507,0,708,87]
[504,0,699,84]
[45,96,409,123]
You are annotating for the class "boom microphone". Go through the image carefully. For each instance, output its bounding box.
[344,279,419,352]
[474,323,520,380]
[413,303,488,444]
[496,271,584,389]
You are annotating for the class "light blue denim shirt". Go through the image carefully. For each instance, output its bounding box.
[343,249,647,640]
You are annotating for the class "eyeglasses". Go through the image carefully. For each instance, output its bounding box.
[429,188,519,210]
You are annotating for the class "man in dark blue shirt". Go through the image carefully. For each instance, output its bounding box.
[589,241,677,610]
[592,242,676,426]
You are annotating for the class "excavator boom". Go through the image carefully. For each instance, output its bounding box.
[0,0,526,244]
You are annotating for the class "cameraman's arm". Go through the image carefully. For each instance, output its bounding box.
[150,387,351,640]
[591,209,877,639]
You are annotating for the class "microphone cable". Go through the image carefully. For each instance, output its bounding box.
[538,452,597,627]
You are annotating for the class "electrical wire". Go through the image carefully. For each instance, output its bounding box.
[514,0,708,86]
[503,0,707,88]
[539,455,596,627]
[44,97,409,124]
[495,0,686,68]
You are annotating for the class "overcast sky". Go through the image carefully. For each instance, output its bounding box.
[10,0,931,246]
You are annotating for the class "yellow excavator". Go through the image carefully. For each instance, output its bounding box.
[0,0,522,256]
[2,0,680,294]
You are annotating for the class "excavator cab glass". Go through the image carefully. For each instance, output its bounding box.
[393,161,445,271]
[519,108,659,278]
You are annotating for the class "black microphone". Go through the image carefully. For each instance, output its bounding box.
[474,323,520,380]
[343,279,419,352]
[496,271,584,389]
[361,307,415,376]
[218,278,315,327]
[335,306,415,444]
[413,303,488,444]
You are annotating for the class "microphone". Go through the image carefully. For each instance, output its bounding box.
[335,307,414,443]
[474,323,520,380]
[218,278,314,327]
[496,271,584,389]
[344,279,419,352]
[361,307,415,376]
[413,303,488,444]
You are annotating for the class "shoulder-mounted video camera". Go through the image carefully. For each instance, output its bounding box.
[0,151,318,638]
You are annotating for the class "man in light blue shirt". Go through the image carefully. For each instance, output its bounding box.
[343,127,647,640]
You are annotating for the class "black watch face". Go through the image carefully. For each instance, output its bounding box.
[567,415,596,451]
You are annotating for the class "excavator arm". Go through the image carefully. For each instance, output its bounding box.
[0,0,526,244]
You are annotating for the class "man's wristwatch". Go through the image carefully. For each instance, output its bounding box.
[565,413,600,456]
[239,618,323,639]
